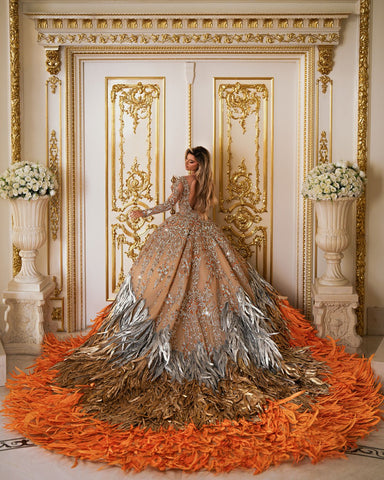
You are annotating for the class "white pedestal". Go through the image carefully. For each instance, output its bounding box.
[1,280,56,355]
[312,279,362,351]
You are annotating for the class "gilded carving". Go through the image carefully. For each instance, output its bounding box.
[218,82,268,134]
[113,19,123,29]
[317,45,334,93]
[48,130,60,241]
[53,19,63,29]
[97,19,108,29]
[127,19,138,29]
[203,19,213,29]
[51,306,63,332]
[46,75,61,94]
[217,82,270,274]
[233,19,243,29]
[294,19,304,28]
[173,19,182,29]
[10,0,20,165]
[309,19,319,28]
[10,0,21,275]
[356,0,370,335]
[38,19,48,29]
[318,130,329,164]
[45,48,61,75]
[12,245,22,278]
[109,81,161,292]
[142,19,153,29]
[111,82,160,134]
[68,19,78,29]
[37,32,340,46]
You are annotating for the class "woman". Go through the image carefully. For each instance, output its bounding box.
[3,147,382,473]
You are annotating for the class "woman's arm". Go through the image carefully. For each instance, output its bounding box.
[130,177,183,219]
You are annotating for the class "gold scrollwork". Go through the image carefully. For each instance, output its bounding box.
[317,45,334,93]
[47,75,61,94]
[37,32,340,46]
[111,82,160,134]
[110,81,161,292]
[356,0,370,335]
[218,82,270,272]
[10,0,21,275]
[48,130,60,241]
[45,48,61,75]
[218,82,268,134]
[318,130,329,163]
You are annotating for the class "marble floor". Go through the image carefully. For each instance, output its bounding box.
[1,354,383,480]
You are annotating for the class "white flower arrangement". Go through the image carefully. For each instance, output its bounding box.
[0,161,58,200]
[302,161,366,201]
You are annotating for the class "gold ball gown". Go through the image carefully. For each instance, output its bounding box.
[3,176,382,474]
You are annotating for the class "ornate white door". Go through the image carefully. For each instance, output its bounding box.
[74,54,308,329]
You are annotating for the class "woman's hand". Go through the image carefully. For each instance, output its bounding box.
[130,209,144,219]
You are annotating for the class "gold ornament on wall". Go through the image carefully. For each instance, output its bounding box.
[48,130,60,241]
[47,75,61,94]
[109,81,162,293]
[317,45,334,93]
[318,130,329,164]
[356,0,370,335]
[45,48,61,75]
[217,81,271,278]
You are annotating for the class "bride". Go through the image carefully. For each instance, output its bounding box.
[3,146,382,473]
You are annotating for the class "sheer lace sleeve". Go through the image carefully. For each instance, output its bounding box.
[142,176,183,217]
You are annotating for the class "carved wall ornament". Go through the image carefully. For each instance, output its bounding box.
[318,130,329,163]
[48,130,60,241]
[317,45,334,93]
[356,0,370,335]
[46,75,61,94]
[108,80,163,294]
[30,14,346,47]
[217,81,271,277]
[45,47,61,75]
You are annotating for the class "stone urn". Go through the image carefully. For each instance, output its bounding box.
[10,195,51,290]
[314,197,355,287]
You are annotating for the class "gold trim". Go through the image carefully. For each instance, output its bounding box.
[317,45,334,93]
[46,75,61,94]
[45,47,61,75]
[48,130,60,241]
[215,79,273,280]
[10,0,21,276]
[106,77,165,299]
[318,131,329,164]
[187,83,192,147]
[356,0,370,335]
[66,49,76,332]
[37,31,340,46]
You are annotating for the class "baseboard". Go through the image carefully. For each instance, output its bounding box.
[367,307,384,335]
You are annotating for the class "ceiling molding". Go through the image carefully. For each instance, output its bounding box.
[29,14,348,47]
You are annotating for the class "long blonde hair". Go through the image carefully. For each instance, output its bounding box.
[185,146,217,216]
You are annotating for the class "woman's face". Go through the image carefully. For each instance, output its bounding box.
[185,153,199,173]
